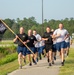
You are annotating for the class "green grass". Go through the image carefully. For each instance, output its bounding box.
[59,48,74,75]
[0,53,18,66]
[0,59,29,75]
[0,56,29,75]
[0,59,19,75]
[0,40,14,45]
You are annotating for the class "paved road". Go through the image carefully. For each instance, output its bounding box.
[8,57,61,75]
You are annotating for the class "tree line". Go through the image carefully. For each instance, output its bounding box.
[1,17,74,39]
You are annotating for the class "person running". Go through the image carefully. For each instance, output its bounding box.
[42,26,53,66]
[27,29,37,66]
[51,29,57,64]
[13,27,28,69]
[33,29,43,61]
[53,23,69,66]
[65,34,72,56]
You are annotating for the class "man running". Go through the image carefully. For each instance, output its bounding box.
[65,34,72,56]
[51,29,57,64]
[13,27,28,69]
[27,29,37,66]
[53,23,69,66]
[42,26,53,66]
[33,29,43,61]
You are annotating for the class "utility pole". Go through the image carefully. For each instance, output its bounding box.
[41,0,44,35]
[42,0,44,24]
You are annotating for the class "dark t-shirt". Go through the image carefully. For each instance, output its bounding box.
[27,35,37,47]
[42,32,53,44]
[16,33,28,47]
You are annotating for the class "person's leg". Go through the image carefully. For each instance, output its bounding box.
[52,44,56,64]
[42,46,45,56]
[17,46,23,69]
[67,42,70,56]
[54,44,57,60]
[61,48,65,66]
[52,51,54,64]
[18,53,22,69]
[46,52,49,63]
[61,48,64,61]
[28,54,32,66]
[22,55,26,64]
[61,41,66,66]
[39,47,43,60]
[48,50,52,66]
[45,45,50,63]
[31,47,37,65]
[67,47,69,56]
[54,52,57,60]
[35,48,39,62]
[23,47,27,64]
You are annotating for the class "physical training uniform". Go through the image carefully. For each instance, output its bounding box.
[16,33,28,56]
[53,29,68,51]
[42,32,53,53]
[27,35,37,54]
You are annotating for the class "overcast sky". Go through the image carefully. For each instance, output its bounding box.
[0,0,74,23]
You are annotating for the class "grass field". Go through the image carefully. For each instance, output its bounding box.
[59,48,74,75]
[0,58,29,75]
[0,40,19,75]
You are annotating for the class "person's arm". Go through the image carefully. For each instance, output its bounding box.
[64,30,69,40]
[33,36,37,45]
[42,32,48,41]
[35,34,42,42]
[53,29,61,38]
[13,35,18,43]
[42,38,48,41]
[23,35,29,44]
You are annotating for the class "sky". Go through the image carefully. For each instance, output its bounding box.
[0,0,74,23]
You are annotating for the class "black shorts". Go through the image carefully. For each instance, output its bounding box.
[45,44,52,53]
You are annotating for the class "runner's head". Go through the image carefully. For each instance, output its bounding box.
[46,26,51,33]
[20,27,24,34]
[33,29,37,35]
[59,23,64,30]
[51,29,54,33]
[28,29,32,36]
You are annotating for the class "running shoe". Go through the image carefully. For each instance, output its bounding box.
[52,61,54,64]
[49,63,52,66]
[54,56,56,60]
[29,63,32,66]
[19,65,22,69]
[61,62,64,66]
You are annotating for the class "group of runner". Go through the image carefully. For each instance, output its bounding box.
[13,23,72,69]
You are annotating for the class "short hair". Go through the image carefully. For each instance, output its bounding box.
[46,26,51,29]
[33,29,37,31]
[20,27,24,29]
